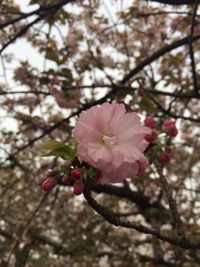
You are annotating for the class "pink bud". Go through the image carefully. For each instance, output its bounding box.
[42,178,56,192]
[167,126,178,137]
[71,168,82,180]
[144,116,156,128]
[46,169,55,177]
[74,183,85,195]
[159,153,170,164]
[145,129,158,143]
[61,175,70,185]
[163,119,178,137]
[165,147,172,154]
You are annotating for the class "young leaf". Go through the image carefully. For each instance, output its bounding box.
[39,139,76,160]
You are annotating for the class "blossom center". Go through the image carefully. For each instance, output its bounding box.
[102,135,117,147]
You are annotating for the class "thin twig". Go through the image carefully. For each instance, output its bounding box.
[0,0,76,30]
[188,0,199,95]
[6,193,48,264]
[0,16,45,54]
[152,158,186,239]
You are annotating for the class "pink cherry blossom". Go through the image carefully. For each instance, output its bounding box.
[73,102,151,184]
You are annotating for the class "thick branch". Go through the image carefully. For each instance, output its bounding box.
[145,0,197,5]
[0,0,76,30]
[189,0,199,96]
[84,188,200,249]
[92,184,165,214]
[122,34,200,85]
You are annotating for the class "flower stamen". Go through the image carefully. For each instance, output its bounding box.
[102,135,117,146]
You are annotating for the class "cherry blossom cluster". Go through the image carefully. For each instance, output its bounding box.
[42,102,178,195]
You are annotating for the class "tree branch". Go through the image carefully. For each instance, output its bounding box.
[152,158,186,239]
[0,0,76,30]
[145,0,198,5]
[189,0,199,96]
[83,188,200,249]
[121,34,200,85]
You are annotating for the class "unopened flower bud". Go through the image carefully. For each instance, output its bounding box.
[144,116,156,128]
[46,169,55,177]
[71,168,81,180]
[163,119,178,137]
[159,153,170,164]
[74,182,85,195]
[61,175,70,185]
[42,178,56,192]
[165,147,172,154]
[145,129,158,143]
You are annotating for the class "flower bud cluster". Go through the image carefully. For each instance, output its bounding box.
[42,164,100,196]
[144,116,178,165]
[71,168,85,195]
[144,116,157,143]
[42,168,72,192]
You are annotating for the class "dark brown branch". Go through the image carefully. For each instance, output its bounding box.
[145,0,198,5]
[145,90,200,122]
[137,253,174,267]
[6,193,48,264]
[0,146,28,172]
[83,188,200,249]
[189,0,199,96]
[0,0,78,54]
[1,86,200,100]
[34,234,73,256]
[0,90,50,95]
[0,16,45,54]
[121,34,200,85]
[0,0,76,30]
[92,184,164,213]
[153,158,186,239]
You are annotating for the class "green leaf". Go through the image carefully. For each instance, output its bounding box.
[139,96,157,112]
[38,139,77,160]
[39,140,66,150]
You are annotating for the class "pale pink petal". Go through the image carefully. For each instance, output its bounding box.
[87,143,113,163]
[73,102,151,184]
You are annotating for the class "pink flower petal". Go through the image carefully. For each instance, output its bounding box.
[73,102,151,184]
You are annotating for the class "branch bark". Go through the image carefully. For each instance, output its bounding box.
[145,0,198,5]
[83,188,200,249]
